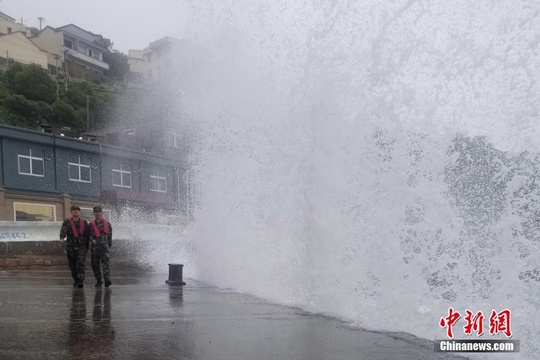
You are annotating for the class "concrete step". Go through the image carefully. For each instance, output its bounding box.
[0,255,149,270]
[0,255,66,269]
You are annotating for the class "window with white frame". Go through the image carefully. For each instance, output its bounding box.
[18,148,45,177]
[112,164,132,188]
[150,168,167,193]
[78,44,88,55]
[166,132,178,147]
[68,155,91,183]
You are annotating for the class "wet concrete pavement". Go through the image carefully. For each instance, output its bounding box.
[0,270,467,360]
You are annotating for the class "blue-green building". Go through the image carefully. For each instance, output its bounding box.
[0,124,187,222]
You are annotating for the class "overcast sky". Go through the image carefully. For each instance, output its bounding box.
[0,0,189,53]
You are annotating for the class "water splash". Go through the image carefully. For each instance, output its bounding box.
[167,1,540,358]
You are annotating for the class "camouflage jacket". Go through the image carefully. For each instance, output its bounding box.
[59,218,89,246]
[89,219,113,248]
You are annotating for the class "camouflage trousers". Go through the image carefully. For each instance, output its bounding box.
[91,243,111,283]
[66,243,87,284]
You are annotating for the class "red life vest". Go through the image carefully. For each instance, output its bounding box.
[90,219,110,238]
[67,217,85,238]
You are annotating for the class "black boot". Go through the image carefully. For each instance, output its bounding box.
[104,280,112,288]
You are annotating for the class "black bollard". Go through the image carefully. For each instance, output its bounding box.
[166,263,186,286]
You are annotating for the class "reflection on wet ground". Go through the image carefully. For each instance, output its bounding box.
[0,271,467,360]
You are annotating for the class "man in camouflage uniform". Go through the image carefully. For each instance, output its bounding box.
[59,205,89,288]
[89,206,113,287]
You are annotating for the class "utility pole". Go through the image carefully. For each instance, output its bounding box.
[86,95,90,131]
[37,17,45,31]
[54,54,60,95]
[185,168,190,219]
[63,50,69,91]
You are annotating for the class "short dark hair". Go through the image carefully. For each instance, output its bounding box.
[70,205,80,211]
[93,206,103,212]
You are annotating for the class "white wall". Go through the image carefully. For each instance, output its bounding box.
[0,19,26,36]
[0,221,180,242]
[0,32,48,68]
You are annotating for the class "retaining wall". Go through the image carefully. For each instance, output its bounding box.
[0,221,184,270]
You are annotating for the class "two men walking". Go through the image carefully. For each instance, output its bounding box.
[59,205,112,288]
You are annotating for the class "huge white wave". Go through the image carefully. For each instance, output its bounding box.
[161,1,540,358]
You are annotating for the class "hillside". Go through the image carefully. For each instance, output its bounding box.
[0,63,118,134]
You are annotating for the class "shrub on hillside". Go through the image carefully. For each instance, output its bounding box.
[4,63,56,104]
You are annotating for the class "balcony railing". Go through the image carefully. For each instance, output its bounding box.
[63,47,110,70]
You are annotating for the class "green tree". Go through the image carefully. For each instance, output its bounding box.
[0,60,121,133]
[89,88,115,129]
[103,49,129,82]
[50,99,83,129]
[92,37,128,82]
[62,81,116,130]
[4,63,56,104]
[4,95,52,126]
[65,81,95,108]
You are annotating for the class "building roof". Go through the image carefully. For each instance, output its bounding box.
[0,11,16,22]
[148,36,183,49]
[26,27,39,37]
[57,24,110,49]
[0,31,48,60]
[0,123,184,168]
[0,31,49,53]
[33,24,109,50]
[0,30,25,37]
[83,124,139,137]
[128,50,143,59]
